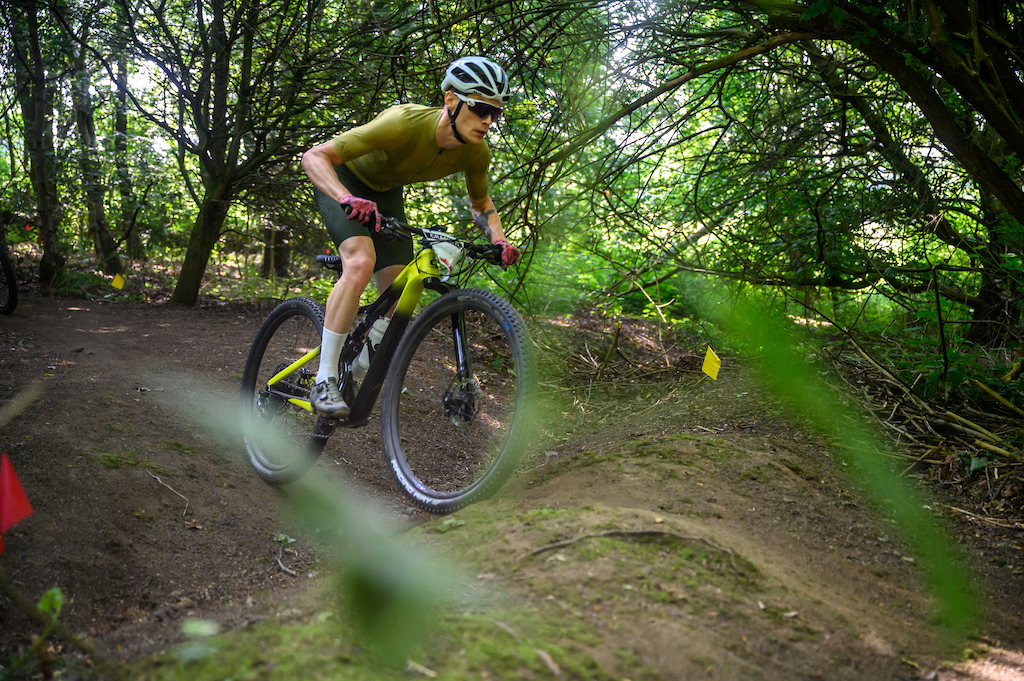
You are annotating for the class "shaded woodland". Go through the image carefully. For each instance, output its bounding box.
[1,0,1023,522]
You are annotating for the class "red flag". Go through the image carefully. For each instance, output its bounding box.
[0,453,33,554]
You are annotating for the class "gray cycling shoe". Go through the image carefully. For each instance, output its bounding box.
[309,377,349,418]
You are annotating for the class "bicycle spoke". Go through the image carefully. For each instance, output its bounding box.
[240,298,326,482]
[382,289,533,512]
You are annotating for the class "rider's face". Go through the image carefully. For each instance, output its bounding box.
[445,92,501,144]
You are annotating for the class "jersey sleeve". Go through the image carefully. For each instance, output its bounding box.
[464,144,492,201]
[329,107,407,164]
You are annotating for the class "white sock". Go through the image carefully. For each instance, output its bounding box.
[316,329,348,384]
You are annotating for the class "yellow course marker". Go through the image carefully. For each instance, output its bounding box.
[702,346,721,380]
[112,274,125,290]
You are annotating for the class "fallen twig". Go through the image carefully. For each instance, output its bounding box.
[941,411,1003,443]
[899,445,944,478]
[944,504,1024,530]
[536,648,561,676]
[970,379,1024,420]
[1002,357,1023,381]
[973,440,1021,463]
[594,322,622,383]
[147,470,189,517]
[406,659,438,678]
[495,620,521,642]
[277,545,297,576]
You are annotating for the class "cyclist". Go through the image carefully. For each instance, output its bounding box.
[301,56,520,418]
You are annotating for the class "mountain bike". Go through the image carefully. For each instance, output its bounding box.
[239,218,534,514]
[0,242,18,315]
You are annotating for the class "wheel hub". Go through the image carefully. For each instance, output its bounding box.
[443,376,482,427]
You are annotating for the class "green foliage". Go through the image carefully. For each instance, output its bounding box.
[47,270,111,298]
[706,291,979,644]
[134,603,614,681]
[173,620,222,665]
[1,588,65,681]
[144,375,467,670]
[0,0,1019,431]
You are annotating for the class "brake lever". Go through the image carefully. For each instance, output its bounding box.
[489,243,504,265]
[378,220,411,241]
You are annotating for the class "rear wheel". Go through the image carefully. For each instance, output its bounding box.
[381,289,534,514]
[240,297,331,483]
[0,247,18,315]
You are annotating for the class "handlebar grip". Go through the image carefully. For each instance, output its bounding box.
[467,242,503,265]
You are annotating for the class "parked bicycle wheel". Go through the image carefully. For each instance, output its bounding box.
[381,288,535,513]
[0,246,18,315]
[240,297,330,483]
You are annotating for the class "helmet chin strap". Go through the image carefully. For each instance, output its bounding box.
[448,101,468,144]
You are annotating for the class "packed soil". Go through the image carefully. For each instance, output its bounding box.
[1,290,1023,680]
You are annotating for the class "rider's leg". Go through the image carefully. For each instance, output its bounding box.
[309,167,407,413]
[309,236,375,417]
[374,264,405,299]
[316,235,375,382]
[351,263,407,381]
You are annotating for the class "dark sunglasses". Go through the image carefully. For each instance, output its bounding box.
[454,92,504,121]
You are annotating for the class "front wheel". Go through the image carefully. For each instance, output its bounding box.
[381,288,535,514]
[240,297,330,484]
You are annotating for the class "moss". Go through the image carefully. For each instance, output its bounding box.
[85,449,171,475]
[741,466,772,483]
[162,440,197,455]
[132,605,619,681]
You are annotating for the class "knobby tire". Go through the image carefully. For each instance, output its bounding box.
[0,247,18,315]
[240,297,328,484]
[381,288,535,514]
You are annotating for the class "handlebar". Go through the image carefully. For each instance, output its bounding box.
[378,216,503,266]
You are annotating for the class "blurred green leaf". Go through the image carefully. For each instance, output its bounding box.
[435,517,466,533]
[705,293,979,645]
[37,587,64,621]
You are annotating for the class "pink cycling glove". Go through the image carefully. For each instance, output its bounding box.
[494,240,520,269]
[340,197,382,232]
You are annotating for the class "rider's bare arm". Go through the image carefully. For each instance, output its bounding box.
[301,142,354,203]
[470,195,507,244]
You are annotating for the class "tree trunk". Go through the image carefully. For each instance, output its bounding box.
[966,187,1018,345]
[72,33,121,275]
[261,228,289,278]
[851,29,1024,233]
[169,187,232,306]
[114,55,142,260]
[13,4,64,292]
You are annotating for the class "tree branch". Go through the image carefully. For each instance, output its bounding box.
[542,31,817,165]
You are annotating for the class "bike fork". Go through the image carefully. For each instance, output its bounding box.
[450,311,472,380]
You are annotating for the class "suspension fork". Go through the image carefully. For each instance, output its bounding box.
[451,309,473,380]
[443,308,482,426]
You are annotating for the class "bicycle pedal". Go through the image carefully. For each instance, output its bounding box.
[317,415,346,428]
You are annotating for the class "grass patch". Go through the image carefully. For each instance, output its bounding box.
[81,449,171,475]
[162,440,196,455]
[130,603,619,680]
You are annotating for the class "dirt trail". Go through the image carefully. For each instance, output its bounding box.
[0,292,1022,679]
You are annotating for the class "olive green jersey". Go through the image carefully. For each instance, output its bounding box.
[330,104,491,200]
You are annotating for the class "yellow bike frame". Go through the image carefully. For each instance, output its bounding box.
[267,247,444,413]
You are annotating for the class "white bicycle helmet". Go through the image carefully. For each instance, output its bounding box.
[441,57,511,105]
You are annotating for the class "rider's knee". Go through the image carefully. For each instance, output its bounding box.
[341,252,375,287]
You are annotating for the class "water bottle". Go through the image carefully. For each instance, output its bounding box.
[352,317,389,381]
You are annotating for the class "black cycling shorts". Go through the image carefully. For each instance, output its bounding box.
[313,164,413,272]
